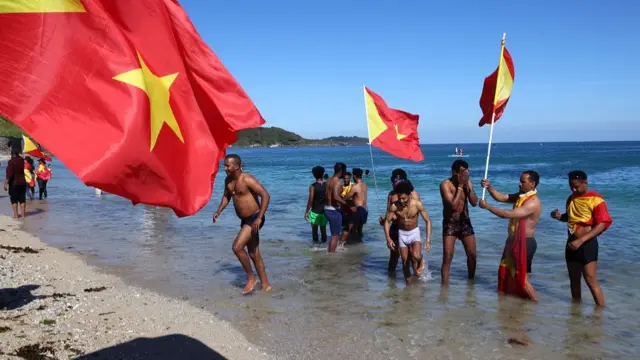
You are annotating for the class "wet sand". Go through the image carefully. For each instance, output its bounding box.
[0,215,272,359]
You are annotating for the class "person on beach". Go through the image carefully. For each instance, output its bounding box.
[384,180,432,284]
[551,170,612,307]
[24,156,36,200]
[325,162,347,253]
[35,158,52,200]
[479,171,542,302]
[440,160,478,285]
[340,171,356,242]
[379,169,421,275]
[4,151,26,220]
[343,168,368,241]
[305,166,328,243]
[213,154,272,294]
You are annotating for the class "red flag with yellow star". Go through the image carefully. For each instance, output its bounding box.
[364,87,423,162]
[0,0,264,216]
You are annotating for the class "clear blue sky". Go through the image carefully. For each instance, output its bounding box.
[180,0,640,143]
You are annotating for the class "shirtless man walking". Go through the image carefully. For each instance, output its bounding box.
[343,168,368,241]
[213,154,272,294]
[440,160,478,285]
[480,171,542,301]
[325,162,347,253]
[384,181,432,284]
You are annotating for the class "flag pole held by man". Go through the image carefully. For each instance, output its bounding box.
[479,33,515,201]
[0,0,264,217]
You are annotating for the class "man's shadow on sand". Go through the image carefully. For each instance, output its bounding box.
[0,284,40,310]
[75,334,228,360]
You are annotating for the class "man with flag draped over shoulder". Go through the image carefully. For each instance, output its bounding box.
[479,171,542,301]
[551,171,612,307]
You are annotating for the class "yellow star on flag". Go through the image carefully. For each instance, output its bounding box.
[0,0,85,13]
[113,52,184,151]
[394,124,407,140]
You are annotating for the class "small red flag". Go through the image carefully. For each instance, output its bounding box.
[479,46,515,127]
[0,0,264,217]
[364,87,423,162]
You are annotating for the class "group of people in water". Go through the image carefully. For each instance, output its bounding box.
[207,154,613,307]
[4,150,53,220]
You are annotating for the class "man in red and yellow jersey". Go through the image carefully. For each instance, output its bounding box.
[551,170,612,307]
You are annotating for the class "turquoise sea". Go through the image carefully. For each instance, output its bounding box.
[3,141,640,359]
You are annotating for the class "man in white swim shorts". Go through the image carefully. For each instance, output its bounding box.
[384,180,432,284]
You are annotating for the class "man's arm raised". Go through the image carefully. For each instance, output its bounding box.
[440,181,465,212]
[480,179,518,204]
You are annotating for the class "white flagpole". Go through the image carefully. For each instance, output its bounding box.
[481,33,506,200]
[364,86,382,216]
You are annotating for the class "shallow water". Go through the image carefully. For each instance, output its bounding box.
[3,142,639,359]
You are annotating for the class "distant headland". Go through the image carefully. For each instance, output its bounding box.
[232,127,368,148]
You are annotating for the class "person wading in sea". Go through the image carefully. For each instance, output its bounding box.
[551,170,612,307]
[325,162,347,253]
[440,160,478,285]
[4,150,27,220]
[480,171,542,302]
[343,168,368,241]
[305,166,328,243]
[213,154,272,294]
[379,169,422,276]
[384,181,432,284]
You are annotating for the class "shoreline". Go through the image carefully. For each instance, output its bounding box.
[0,215,271,360]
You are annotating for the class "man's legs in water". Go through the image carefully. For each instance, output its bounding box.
[388,248,399,276]
[461,235,477,280]
[441,236,456,285]
[11,202,18,219]
[583,261,605,307]
[232,225,258,294]
[320,225,327,243]
[311,224,319,243]
[400,246,411,284]
[566,261,583,303]
[523,274,538,302]
[247,232,272,292]
[410,241,424,276]
[19,201,26,220]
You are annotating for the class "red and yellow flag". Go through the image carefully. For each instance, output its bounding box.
[0,0,264,217]
[364,87,423,162]
[498,193,535,299]
[22,135,51,161]
[479,38,515,127]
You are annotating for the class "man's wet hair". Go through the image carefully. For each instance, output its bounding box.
[334,162,347,174]
[452,160,469,172]
[568,170,587,181]
[312,166,325,179]
[391,168,407,181]
[352,168,363,178]
[226,154,242,166]
[523,170,540,187]
[395,180,414,195]
[323,174,329,179]
[344,172,352,178]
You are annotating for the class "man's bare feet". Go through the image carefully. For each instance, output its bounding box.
[262,284,273,292]
[242,277,258,295]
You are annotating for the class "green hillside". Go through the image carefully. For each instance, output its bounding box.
[234,127,368,147]
[0,116,22,137]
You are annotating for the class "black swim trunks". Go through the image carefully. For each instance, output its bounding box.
[565,234,598,265]
[240,212,266,230]
[9,184,26,205]
[442,216,474,238]
[525,237,537,273]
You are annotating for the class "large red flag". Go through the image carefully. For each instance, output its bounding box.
[0,0,264,217]
[364,87,423,162]
[479,45,515,127]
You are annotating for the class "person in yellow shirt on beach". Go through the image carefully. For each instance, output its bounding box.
[35,158,52,200]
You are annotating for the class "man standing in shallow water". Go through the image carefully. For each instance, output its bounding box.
[343,168,368,241]
[480,171,542,302]
[213,154,272,294]
[325,162,347,253]
[440,160,478,285]
[551,170,612,307]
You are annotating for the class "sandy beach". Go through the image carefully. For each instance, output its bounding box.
[0,215,271,360]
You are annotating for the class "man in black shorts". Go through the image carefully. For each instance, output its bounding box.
[4,151,27,220]
[551,170,612,307]
[439,160,478,285]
